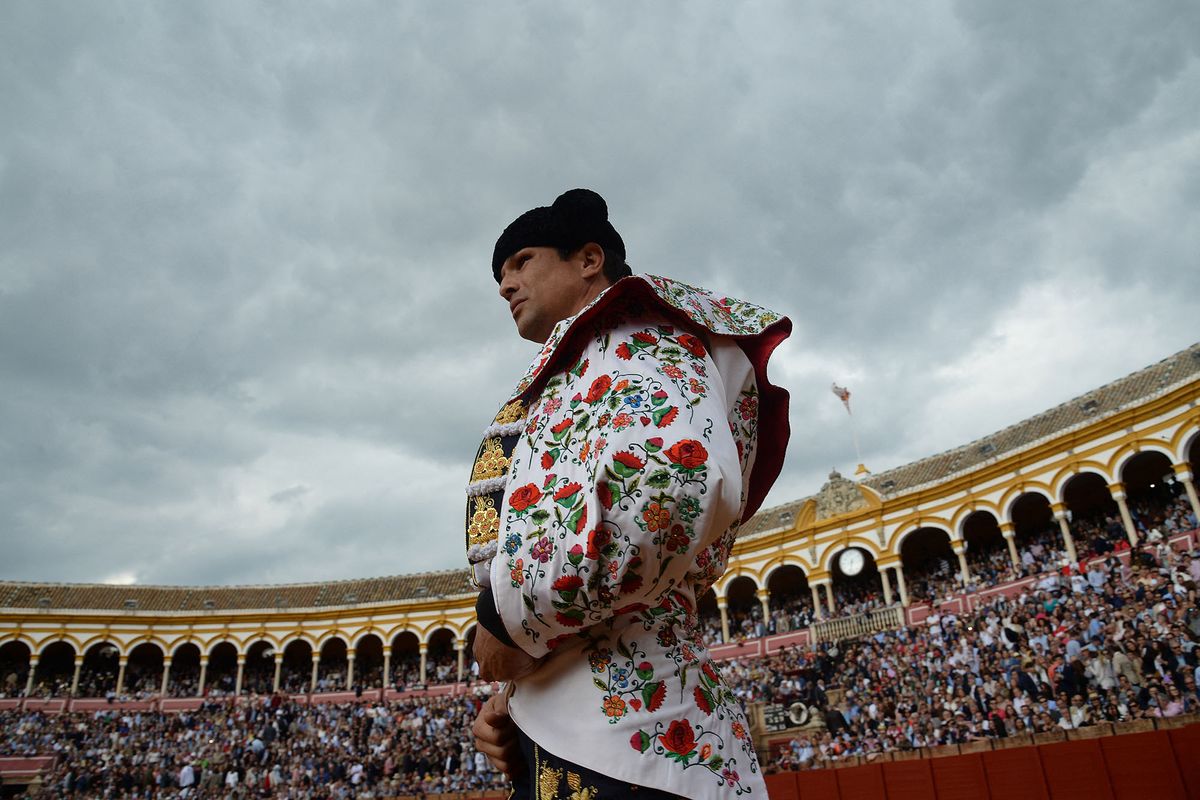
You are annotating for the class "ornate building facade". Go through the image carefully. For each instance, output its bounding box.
[2,344,1198,705]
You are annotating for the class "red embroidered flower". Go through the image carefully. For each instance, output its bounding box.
[632,331,658,345]
[655,407,678,428]
[551,417,573,435]
[555,611,584,628]
[586,528,611,560]
[574,505,588,534]
[677,333,706,358]
[647,682,666,712]
[702,662,720,684]
[552,575,583,592]
[585,374,612,404]
[599,480,616,509]
[664,439,708,470]
[554,482,582,502]
[694,686,713,714]
[619,571,643,595]
[541,451,555,470]
[613,451,645,471]
[508,484,542,512]
[658,719,696,756]
[616,343,633,360]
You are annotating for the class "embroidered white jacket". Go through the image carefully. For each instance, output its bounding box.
[470,275,790,798]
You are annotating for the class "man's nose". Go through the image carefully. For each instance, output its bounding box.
[498,274,516,300]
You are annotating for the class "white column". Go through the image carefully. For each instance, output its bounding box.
[1000,524,1019,568]
[823,581,835,615]
[894,567,909,607]
[810,583,824,618]
[717,597,730,643]
[382,648,392,690]
[953,543,971,584]
[757,588,771,625]
[70,658,82,696]
[197,658,208,696]
[25,657,38,696]
[310,657,320,693]
[272,655,283,694]
[160,658,172,696]
[1174,466,1200,524]
[879,568,893,605]
[346,651,356,690]
[455,639,466,682]
[1109,483,1139,546]
[1051,504,1078,563]
[234,657,245,696]
[419,643,428,684]
[115,658,127,696]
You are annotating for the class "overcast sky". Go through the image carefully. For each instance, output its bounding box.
[2,1,1197,587]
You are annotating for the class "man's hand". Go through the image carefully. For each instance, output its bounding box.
[473,625,542,682]
[472,691,524,779]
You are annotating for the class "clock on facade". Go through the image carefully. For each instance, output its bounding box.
[838,548,865,576]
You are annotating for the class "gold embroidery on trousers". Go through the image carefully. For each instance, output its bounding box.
[566,771,598,800]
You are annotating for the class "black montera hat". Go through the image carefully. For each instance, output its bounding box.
[492,188,627,282]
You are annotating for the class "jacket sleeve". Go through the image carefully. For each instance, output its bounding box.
[489,316,747,658]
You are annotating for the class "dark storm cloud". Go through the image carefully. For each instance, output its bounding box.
[1,0,1197,585]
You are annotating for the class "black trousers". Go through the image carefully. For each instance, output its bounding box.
[508,726,686,800]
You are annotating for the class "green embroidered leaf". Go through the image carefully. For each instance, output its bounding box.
[617,640,632,660]
[646,470,671,488]
[706,755,724,772]
[531,510,550,524]
[574,413,590,431]
[522,594,534,610]
[556,589,578,604]
[594,678,608,692]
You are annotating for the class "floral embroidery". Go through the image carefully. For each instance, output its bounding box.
[629,718,752,795]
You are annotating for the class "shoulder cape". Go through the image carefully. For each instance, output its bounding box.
[507,273,791,522]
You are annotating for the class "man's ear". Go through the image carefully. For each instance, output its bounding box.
[577,242,606,280]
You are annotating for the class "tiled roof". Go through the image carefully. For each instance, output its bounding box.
[742,341,1200,530]
[0,569,475,612]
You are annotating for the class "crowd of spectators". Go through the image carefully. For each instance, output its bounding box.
[2,692,506,798]
[747,540,1200,771]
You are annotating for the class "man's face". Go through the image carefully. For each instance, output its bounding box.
[497,246,596,343]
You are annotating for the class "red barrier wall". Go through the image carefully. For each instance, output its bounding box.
[767,723,1200,799]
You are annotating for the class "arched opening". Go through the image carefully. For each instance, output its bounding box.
[356,633,384,690]
[426,628,457,685]
[317,637,347,692]
[962,511,1009,582]
[124,642,164,698]
[78,641,120,698]
[169,643,202,697]
[207,642,238,697]
[281,640,313,694]
[831,547,881,616]
[765,565,812,632]
[1009,492,1061,573]
[900,528,958,604]
[390,631,420,690]
[0,641,31,698]
[1121,451,1184,540]
[1062,472,1123,557]
[33,642,75,698]
[724,575,762,640]
[696,588,721,643]
[242,640,274,695]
